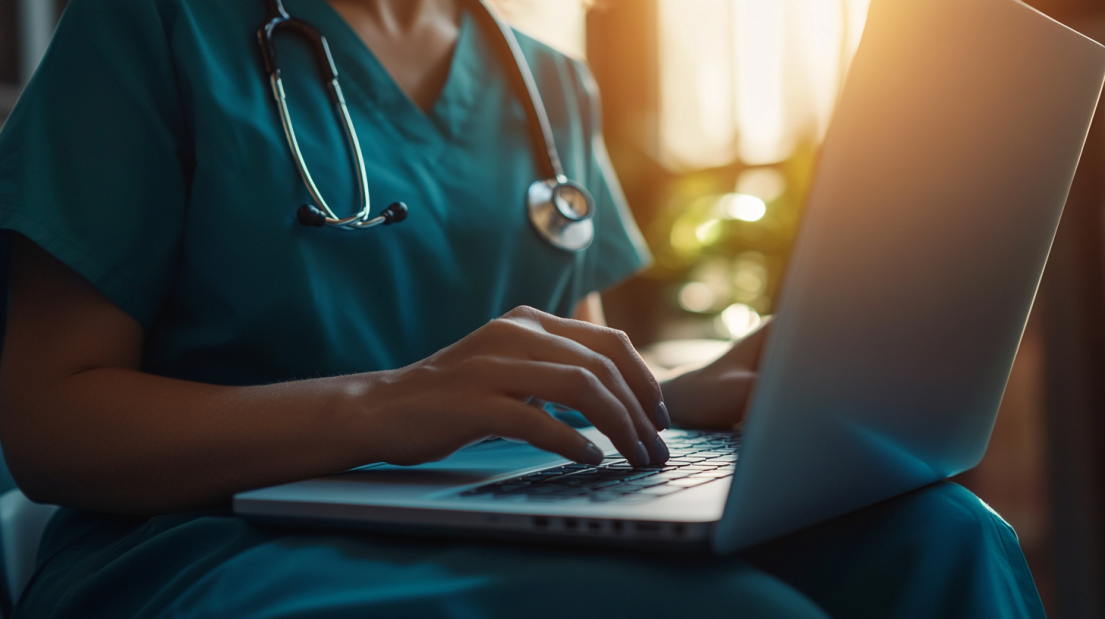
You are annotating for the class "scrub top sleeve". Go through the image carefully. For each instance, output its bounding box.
[568,59,653,295]
[0,0,190,328]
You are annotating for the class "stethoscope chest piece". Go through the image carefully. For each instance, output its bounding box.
[262,0,597,251]
[527,178,595,252]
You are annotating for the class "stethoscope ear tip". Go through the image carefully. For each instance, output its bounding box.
[382,202,408,225]
[297,204,328,227]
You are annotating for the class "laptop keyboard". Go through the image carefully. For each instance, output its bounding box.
[457,430,740,504]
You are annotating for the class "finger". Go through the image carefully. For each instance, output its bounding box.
[488,315,665,463]
[478,396,606,465]
[489,313,658,423]
[528,336,671,462]
[491,308,665,463]
[528,315,668,460]
[508,331,669,464]
[466,357,651,466]
[543,317,662,419]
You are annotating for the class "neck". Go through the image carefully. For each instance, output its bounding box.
[325,0,463,112]
[329,0,460,34]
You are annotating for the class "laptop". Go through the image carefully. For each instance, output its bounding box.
[235,0,1105,554]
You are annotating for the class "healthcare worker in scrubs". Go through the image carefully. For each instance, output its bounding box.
[0,0,1045,617]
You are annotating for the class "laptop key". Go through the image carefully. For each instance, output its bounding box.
[635,485,683,496]
[653,470,696,480]
[618,479,666,490]
[584,480,624,489]
[620,471,661,481]
[667,477,717,488]
[687,471,732,479]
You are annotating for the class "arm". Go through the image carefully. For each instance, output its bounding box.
[1,238,668,515]
[571,292,606,325]
[658,322,770,430]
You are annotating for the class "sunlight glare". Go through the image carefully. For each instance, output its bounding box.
[719,303,762,339]
[720,194,766,222]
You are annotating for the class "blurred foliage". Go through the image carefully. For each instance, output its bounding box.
[633,139,821,336]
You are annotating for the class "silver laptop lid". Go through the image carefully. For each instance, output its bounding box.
[715,0,1105,553]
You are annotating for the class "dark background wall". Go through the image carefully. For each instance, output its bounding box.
[0,0,18,85]
[1029,2,1105,617]
[1024,1,1105,617]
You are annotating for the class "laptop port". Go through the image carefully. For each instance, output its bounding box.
[533,517,549,529]
[564,518,579,530]
[611,520,624,534]
[673,524,686,537]
[635,521,661,534]
[587,520,603,532]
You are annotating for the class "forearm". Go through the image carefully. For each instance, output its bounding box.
[1,240,668,515]
[0,367,380,515]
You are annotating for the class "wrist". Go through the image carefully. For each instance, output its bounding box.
[319,370,397,468]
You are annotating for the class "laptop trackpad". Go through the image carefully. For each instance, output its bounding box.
[327,428,613,491]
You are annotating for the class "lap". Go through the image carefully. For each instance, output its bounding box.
[745,482,1045,619]
[14,482,1042,619]
[20,514,826,619]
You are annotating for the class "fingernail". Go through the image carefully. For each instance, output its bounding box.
[654,401,671,431]
[651,435,669,463]
[633,441,651,467]
[583,442,605,465]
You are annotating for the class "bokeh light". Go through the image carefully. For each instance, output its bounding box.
[720,194,767,222]
[736,167,787,203]
[718,303,762,339]
[733,251,768,303]
[695,218,724,244]
[678,282,717,313]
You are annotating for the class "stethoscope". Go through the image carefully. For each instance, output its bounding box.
[256,0,595,252]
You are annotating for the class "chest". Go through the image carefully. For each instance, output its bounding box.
[325,0,462,113]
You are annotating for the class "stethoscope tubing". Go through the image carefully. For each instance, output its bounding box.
[465,0,565,182]
[270,73,375,228]
[258,0,594,246]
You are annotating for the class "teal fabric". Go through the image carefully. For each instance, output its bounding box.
[14,483,1042,618]
[0,0,650,386]
[0,0,1047,617]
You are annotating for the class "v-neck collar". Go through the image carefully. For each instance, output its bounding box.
[289,2,492,159]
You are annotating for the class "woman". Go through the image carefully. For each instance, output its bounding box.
[0,0,1044,616]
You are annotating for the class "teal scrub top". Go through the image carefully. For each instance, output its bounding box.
[0,4,1049,618]
[0,0,650,387]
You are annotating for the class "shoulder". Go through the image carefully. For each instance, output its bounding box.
[511,27,594,88]
[510,28,601,130]
[61,0,232,17]
[57,0,253,44]
[60,0,185,27]
[511,27,583,64]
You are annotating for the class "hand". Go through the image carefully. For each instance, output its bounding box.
[660,318,773,430]
[346,306,670,468]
